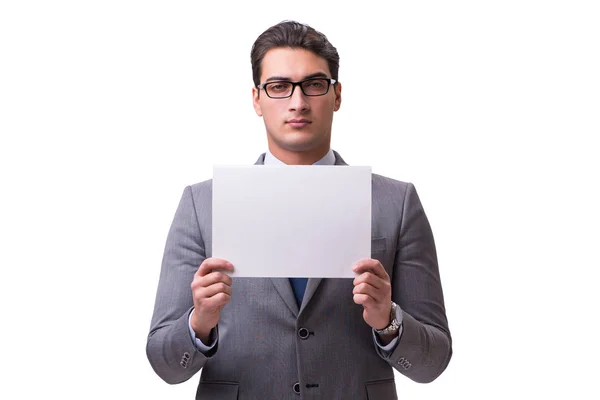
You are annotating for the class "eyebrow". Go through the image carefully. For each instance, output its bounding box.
[265,72,329,82]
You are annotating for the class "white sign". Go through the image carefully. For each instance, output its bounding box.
[212,165,371,277]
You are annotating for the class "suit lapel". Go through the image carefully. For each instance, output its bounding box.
[253,153,266,165]
[299,278,322,314]
[270,278,300,317]
[332,150,348,166]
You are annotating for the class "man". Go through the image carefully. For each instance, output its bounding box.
[147,21,452,399]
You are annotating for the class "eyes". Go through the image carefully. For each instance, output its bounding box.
[305,80,326,90]
[268,79,324,92]
[269,82,292,93]
[262,78,333,98]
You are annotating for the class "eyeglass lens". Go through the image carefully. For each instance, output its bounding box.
[265,79,330,98]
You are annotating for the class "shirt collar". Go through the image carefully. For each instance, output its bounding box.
[264,148,336,166]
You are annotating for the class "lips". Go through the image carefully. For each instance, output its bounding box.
[286,119,312,128]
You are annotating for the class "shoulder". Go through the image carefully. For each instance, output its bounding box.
[178,179,213,205]
[372,173,415,198]
[189,179,213,192]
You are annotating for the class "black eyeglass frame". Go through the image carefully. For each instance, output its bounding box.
[256,78,337,99]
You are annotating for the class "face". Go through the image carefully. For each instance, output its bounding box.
[252,47,342,160]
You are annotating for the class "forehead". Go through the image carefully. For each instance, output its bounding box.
[260,47,331,81]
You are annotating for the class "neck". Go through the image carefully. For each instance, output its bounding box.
[268,145,330,165]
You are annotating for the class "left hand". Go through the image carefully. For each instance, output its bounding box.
[352,259,392,330]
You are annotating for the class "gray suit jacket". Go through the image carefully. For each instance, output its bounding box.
[147,151,452,399]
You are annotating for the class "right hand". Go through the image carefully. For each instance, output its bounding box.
[190,258,234,343]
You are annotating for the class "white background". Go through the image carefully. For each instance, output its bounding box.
[1,1,598,398]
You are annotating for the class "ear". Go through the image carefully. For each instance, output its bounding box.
[252,87,263,117]
[333,82,342,112]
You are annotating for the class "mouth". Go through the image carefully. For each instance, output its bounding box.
[286,119,312,128]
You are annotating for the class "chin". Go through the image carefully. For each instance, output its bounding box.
[270,130,321,151]
[280,137,325,152]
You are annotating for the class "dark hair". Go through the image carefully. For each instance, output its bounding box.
[250,21,340,86]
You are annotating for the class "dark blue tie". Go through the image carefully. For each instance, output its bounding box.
[289,278,308,306]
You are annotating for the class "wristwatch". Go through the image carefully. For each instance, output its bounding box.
[375,302,401,335]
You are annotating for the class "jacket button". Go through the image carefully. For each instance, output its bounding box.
[298,328,309,339]
[293,382,300,394]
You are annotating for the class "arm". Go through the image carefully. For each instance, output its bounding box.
[376,182,452,383]
[146,185,213,384]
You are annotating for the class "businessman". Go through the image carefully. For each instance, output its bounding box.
[147,21,452,399]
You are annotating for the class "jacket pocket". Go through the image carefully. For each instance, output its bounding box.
[196,381,239,400]
[365,378,397,400]
[371,237,387,254]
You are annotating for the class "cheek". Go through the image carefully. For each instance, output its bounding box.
[317,101,336,120]
[262,104,284,122]
[317,97,336,113]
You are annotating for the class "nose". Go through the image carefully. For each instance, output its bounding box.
[288,85,310,113]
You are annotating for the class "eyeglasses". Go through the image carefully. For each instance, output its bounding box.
[257,78,337,99]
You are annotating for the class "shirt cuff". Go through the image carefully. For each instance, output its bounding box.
[188,309,218,353]
[372,303,404,353]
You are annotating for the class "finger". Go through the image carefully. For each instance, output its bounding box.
[197,270,233,287]
[352,259,388,280]
[199,282,233,299]
[202,292,231,308]
[352,282,385,303]
[353,293,375,308]
[196,258,234,277]
[353,272,386,290]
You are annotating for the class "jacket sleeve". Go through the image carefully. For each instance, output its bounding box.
[375,182,452,383]
[146,185,214,384]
